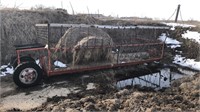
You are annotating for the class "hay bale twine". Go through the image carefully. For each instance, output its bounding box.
[72,36,114,65]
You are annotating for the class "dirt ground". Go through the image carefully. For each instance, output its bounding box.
[0,65,199,112]
[32,73,200,112]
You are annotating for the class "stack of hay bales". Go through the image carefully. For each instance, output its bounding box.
[55,27,114,65]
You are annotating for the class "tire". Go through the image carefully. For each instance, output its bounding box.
[13,62,42,88]
[12,56,35,69]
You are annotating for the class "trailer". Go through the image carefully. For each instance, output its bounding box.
[12,23,170,87]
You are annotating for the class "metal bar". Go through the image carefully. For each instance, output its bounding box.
[134,37,160,42]
[159,71,161,87]
[16,47,46,52]
[60,25,63,37]
[47,23,52,73]
[51,42,163,52]
[48,57,162,76]
[48,49,52,75]
[17,50,20,65]
[160,43,165,59]
[36,23,170,30]
[73,43,163,50]
[35,24,48,27]
[137,77,159,87]
[47,23,50,49]
[39,36,48,40]
[117,46,120,64]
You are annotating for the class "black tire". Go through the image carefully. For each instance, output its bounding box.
[13,62,42,88]
[12,56,35,69]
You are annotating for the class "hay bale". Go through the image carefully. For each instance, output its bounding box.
[56,27,111,48]
[72,36,114,65]
[55,27,113,64]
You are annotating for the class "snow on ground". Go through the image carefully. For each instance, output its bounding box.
[163,22,195,30]
[86,83,96,90]
[182,30,200,44]
[0,65,14,76]
[158,31,200,71]
[36,59,39,64]
[158,33,181,44]
[173,55,200,71]
[54,61,67,68]
[158,33,181,48]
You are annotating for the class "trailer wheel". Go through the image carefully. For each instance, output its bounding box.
[13,62,42,88]
[12,56,35,69]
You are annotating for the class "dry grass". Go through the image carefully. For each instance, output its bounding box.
[169,26,200,60]
[0,9,99,64]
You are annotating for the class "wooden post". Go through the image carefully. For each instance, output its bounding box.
[175,4,181,22]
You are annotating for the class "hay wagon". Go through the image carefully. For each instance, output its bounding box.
[12,23,170,87]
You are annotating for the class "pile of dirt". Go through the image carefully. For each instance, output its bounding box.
[29,73,200,112]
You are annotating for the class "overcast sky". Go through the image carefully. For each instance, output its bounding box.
[1,0,199,21]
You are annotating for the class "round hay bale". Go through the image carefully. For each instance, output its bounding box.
[72,36,114,65]
[55,27,113,64]
[56,27,111,49]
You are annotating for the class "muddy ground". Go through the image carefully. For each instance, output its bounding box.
[0,62,199,111]
[31,73,200,112]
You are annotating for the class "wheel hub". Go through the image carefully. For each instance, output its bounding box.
[19,68,38,84]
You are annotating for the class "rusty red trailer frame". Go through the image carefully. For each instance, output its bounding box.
[16,23,170,77]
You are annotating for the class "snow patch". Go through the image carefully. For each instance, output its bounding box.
[182,30,200,44]
[44,44,48,49]
[173,55,200,71]
[36,59,39,64]
[158,33,181,45]
[0,65,14,76]
[54,61,67,68]
[163,22,195,30]
[167,44,181,49]
[86,83,96,90]
[158,33,181,48]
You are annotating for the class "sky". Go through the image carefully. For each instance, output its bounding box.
[0,0,199,21]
